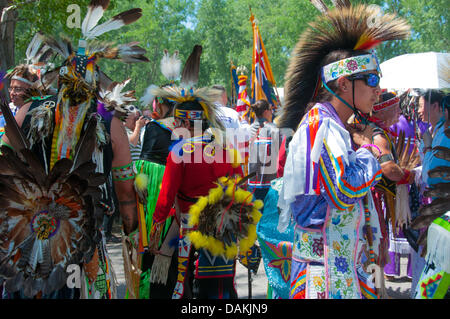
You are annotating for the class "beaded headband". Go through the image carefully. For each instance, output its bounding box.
[321,53,380,84]
[11,75,34,86]
[174,108,204,120]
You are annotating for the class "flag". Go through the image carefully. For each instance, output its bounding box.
[236,73,251,117]
[230,63,239,106]
[250,14,279,110]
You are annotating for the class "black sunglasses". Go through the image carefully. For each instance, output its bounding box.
[347,73,380,88]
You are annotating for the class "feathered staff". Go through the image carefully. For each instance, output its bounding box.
[277,1,410,131]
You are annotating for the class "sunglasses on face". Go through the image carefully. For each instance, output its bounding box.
[347,73,380,88]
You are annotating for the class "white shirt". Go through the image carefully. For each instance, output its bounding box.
[215,104,242,129]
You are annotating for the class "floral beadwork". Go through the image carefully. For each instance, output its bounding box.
[322,53,379,83]
[326,202,363,299]
[293,228,324,263]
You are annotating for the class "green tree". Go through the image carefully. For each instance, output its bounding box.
[7,0,449,104]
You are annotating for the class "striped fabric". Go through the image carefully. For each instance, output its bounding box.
[126,127,145,162]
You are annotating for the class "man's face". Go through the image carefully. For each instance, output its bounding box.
[9,79,30,107]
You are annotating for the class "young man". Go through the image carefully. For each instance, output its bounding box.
[276,1,409,299]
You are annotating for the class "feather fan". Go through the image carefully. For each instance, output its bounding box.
[394,130,421,171]
[187,175,263,259]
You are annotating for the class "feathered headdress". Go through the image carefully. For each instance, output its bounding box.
[37,0,148,95]
[139,49,181,108]
[29,0,148,170]
[150,85,224,131]
[278,1,410,131]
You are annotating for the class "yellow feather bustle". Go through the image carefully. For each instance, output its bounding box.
[187,175,264,259]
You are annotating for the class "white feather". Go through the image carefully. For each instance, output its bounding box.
[85,19,125,40]
[140,84,157,107]
[160,51,181,81]
[82,5,107,36]
[25,33,44,64]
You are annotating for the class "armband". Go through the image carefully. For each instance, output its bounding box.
[378,153,394,164]
[360,144,382,159]
[112,162,135,182]
[397,169,411,185]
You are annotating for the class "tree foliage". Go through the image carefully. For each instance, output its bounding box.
[8,0,449,107]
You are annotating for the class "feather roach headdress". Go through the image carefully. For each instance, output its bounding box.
[278,0,410,131]
[140,49,182,108]
[143,45,224,130]
[151,85,224,131]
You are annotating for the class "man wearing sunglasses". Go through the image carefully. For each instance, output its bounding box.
[275,0,410,299]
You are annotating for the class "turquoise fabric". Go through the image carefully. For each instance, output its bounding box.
[256,179,294,299]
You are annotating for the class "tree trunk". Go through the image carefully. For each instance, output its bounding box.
[0,0,17,100]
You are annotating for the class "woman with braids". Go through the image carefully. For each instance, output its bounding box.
[276,1,410,299]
